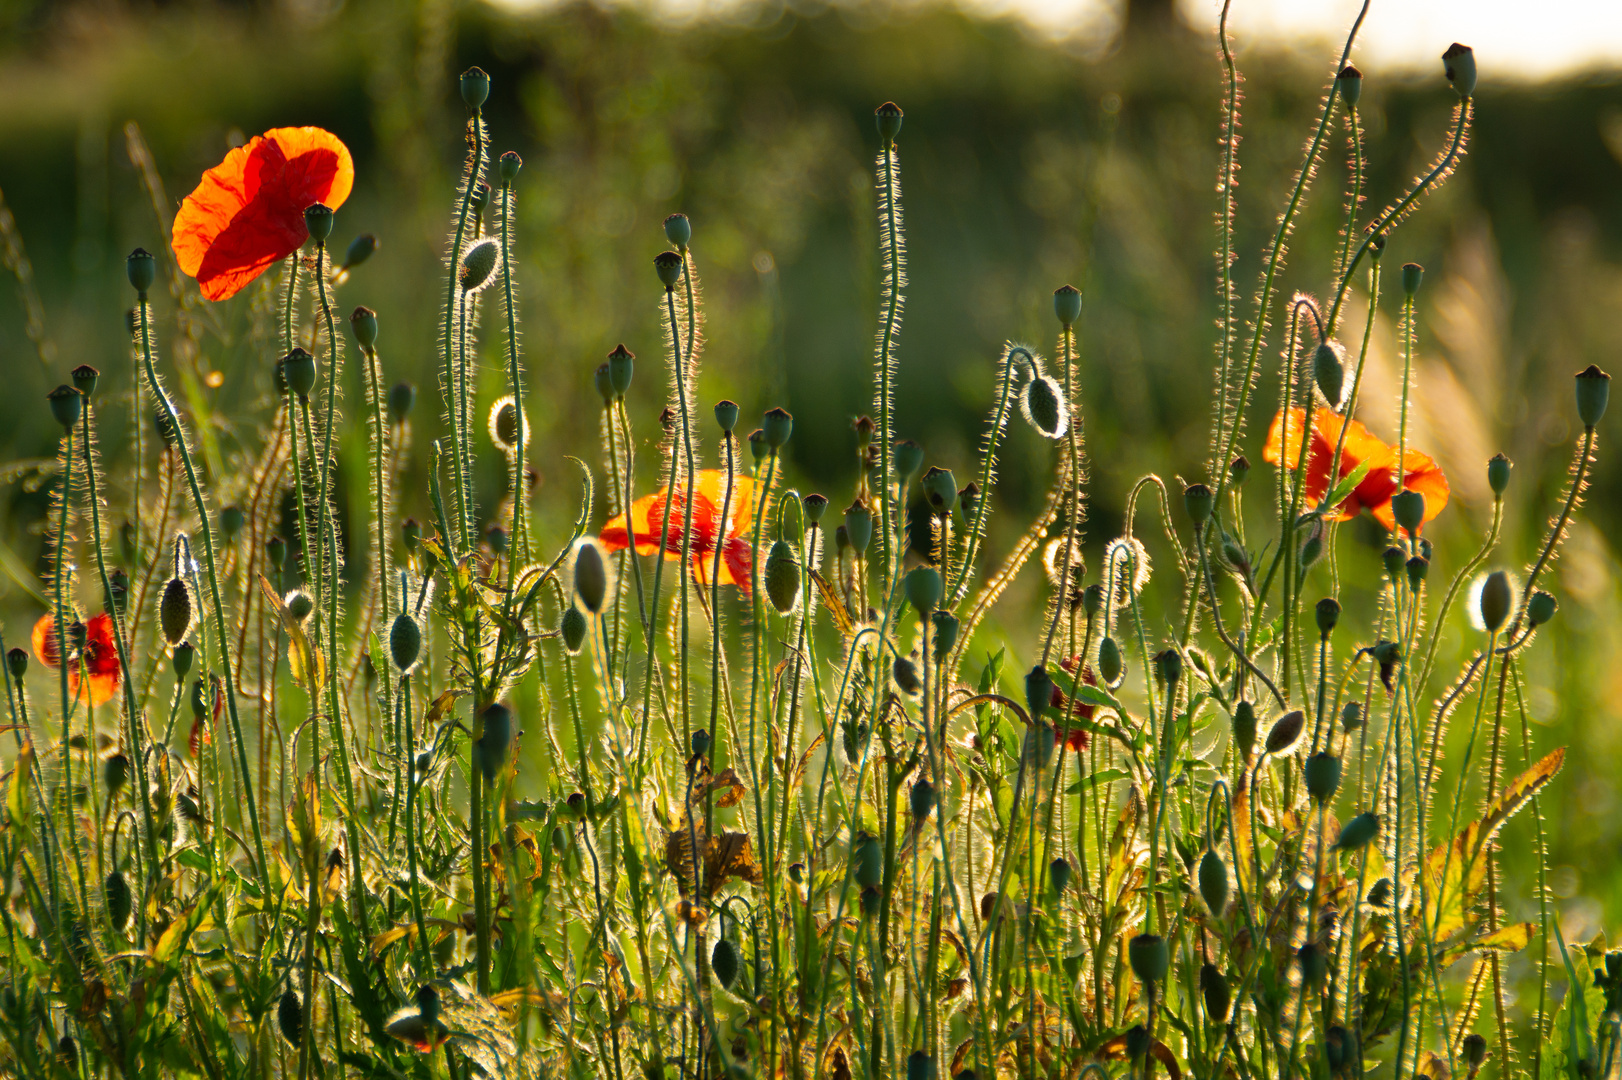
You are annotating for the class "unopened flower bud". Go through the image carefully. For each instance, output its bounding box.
[1098,636,1123,686]
[764,540,800,615]
[267,535,288,570]
[931,610,959,663]
[1407,555,1429,588]
[748,429,768,466]
[1229,454,1251,487]
[459,238,501,293]
[1442,43,1477,98]
[1462,1034,1488,1070]
[593,363,613,405]
[1335,810,1379,851]
[160,577,194,646]
[1053,284,1082,327]
[574,542,607,614]
[1025,664,1053,720]
[1265,709,1305,755]
[1527,590,1558,627]
[905,566,942,614]
[1153,648,1182,686]
[1082,584,1105,618]
[853,831,884,887]
[561,606,587,654]
[390,612,422,672]
[910,778,937,820]
[1479,570,1513,633]
[1199,849,1229,916]
[1201,963,1230,1021]
[342,233,377,271]
[286,590,314,621]
[1314,342,1344,407]
[1341,700,1364,731]
[172,640,195,678]
[1391,489,1425,535]
[893,655,921,694]
[663,213,692,251]
[1233,700,1257,760]
[475,702,512,782]
[1048,856,1071,899]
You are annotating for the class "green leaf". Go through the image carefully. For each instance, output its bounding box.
[1066,768,1127,795]
[1321,455,1378,512]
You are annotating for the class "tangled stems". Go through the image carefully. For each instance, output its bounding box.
[499,178,529,564]
[950,344,1030,606]
[50,419,91,921]
[874,141,903,588]
[444,112,486,553]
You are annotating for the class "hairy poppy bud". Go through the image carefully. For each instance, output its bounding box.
[711,937,739,989]
[893,655,921,695]
[105,869,132,930]
[1314,342,1344,407]
[905,566,942,614]
[1183,483,1213,525]
[278,988,303,1046]
[1082,584,1104,619]
[875,101,903,148]
[1099,636,1123,687]
[282,348,317,399]
[959,482,981,521]
[561,606,587,654]
[1335,811,1379,851]
[844,500,873,555]
[47,386,82,431]
[860,885,882,918]
[910,778,937,819]
[780,495,804,544]
[267,535,287,570]
[803,492,828,524]
[459,238,501,293]
[1402,261,1424,297]
[1336,64,1363,107]
[1229,454,1251,487]
[171,640,194,679]
[390,612,422,672]
[1576,365,1611,427]
[1022,374,1069,439]
[3,648,21,680]
[1025,664,1053,721]
[1233,700,1257,761]
[126,247,156,295]
[304,202,334,244]
[1442,43,1476,98]
[1265,709,1305,755]
[1153,648,1182,686]
[763,407,793,449]
[1315,597,1341,635]
[1462,1034,1487,1071]
[497,150,522,186]
[72,364,100,399]
[1527,590,1558,627]
[476,702,513,781]
[1201,962,1230,1021]
[1305,752,1341,802]
[931,611,959,663]
[592,362,613,405]
[1199,849,1228,916]
[894,439,924,483]
[748,429,768,466]
[690,728,711,758]
[104,751,129,798]
[388,382,416,422]
[664,213,692,251]
[1049,856,1071,899]
[654,250,683,290]
[1391,490,1425,535]
[852,832,883,888]
[1342,700,1364,731]
[1486,453,1511,496]
[460,66,490,110]
[341,233,377,272]
[1129,933,1169,986]
[349,306,378,349]
[160,577,194,646]
[764,540,800,615]
[286,590,314,622]
[1054,284,1082,327]
[1479,570,1513,633]
[574,542,607,614]
[922,466,957,515]
[607,344,633,397]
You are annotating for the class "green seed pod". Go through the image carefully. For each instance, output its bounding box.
[1527,590,1558,627]
[1200,962,1230,1021]
[875,101,903,148]
[1304,752,1341,802]
[958,482,981,521]
[1334,811,1380,851]
[1022,374,1069,439]
[160,577,194,647]
[1229,454,1251,487]
[921,466,958,516]
[1341,700,1364,731]
[1391,490,1426,535]
[802,492,828,524]
[347,305,379,351]
[654,250,684,290]
[1313,342,1344,406]
[833,525,850,554]
[1233,700,1257,761]
[764,540,801,615]
[575,542,607,614]
[1129,933,1169,986]
[390,612,422,672]
[170,640,194,679]
[476,702,513,782]
[1053,284,1082,327]
[860,885,882,918]
[278,988,303,1046]
[712,399,740,433]
[459,238,501,293]
[1098,636,1123,687]
[664,213,692,251]
[218,505,246,542]
[1048,856,1072,899]
[72,364,100,399]
[907,1050,936,1080]
[267,535,288,570]
[1382,545,1406,579]
[1315,597,1341,636]
[127,247,156,295]
[904,566,942,614]
[1336,64,1363,107]
[460,66,490,109]
[1298,942,1327,988]
[1407,556,1430,588]
[1442,43,1476,98]
[748,429,769,466]
[282,348,317,399]
[104,752,129,798]
[1479,570,1513,633]
[1397,262,1424,300]
[105,869,132,929]
[1265,709,1305,755]
[342,233,378,272]
[1485,452,1512,496]
[1183,483,1213,525]
[303,202,334,243]
[286,590,314,622]
[763,407,793,450]
[561,607,588,655]
[892,655,921,695]
[47,385,82,431]
[893,439,924,483]
[1082,584,1104,619]
[1025,664,1054,721]
[388,382,416,422]
[690,728,711,758]
[499,151,523,186]
[711,937,739,990]
[606,344,634,397]
[910,779,937,820]
[1199,849,1229,916]
[1153,649,1182,686]
[930,611,959,663]
[1576,365,1611,427]
[852,832,883,888]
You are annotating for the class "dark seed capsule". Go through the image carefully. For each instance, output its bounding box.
[1128,933,1169,985]
[852,832,883,888]
[390,612,422,672]
[1200,962,1230,1022]
[892,655,921,695]
[764,540,800,615]
[711,937,739,989]
[476,702,514,782]
[160,578,194,646]
[561,607,587,654]
[105,869,132,930]
[278,988,303,1046]
[1198,849,1228,916]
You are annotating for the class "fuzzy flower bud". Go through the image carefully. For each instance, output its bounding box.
[560,606,587,654]
[475,702,513,781]
[574,542,607,614]
[160,577,194,646]
[1479,570,1513,633]
[905,566,942,614]
[390,612,422,672]
[764,540,801,615]
[1527,590,1558,627]
[459,238,501,293]
[1025,664,1053,721]
[1199,849,1228,916]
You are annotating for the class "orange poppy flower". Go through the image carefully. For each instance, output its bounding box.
[599,470,763,593]
[32,612,123,708]
[1052,655,1096,753]
[172,128,354,302]
[1262,406,1449,532]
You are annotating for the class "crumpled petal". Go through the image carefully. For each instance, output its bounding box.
[1263,406,1449,532]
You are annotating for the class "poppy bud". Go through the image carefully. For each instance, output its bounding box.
[6,648,25,680]
[875,101,903,148]
[170,640,194,679]
[780,495,804,544]
[905,566,942,614]
[160,577,194,646]
[1047,856,1072,899]
[1336,64,1363,107]
[1402,261,1424,297]
[1462,1034,1487,1071]
[931,611,959,663]
[1335,810,1379,851]
[47,385,82,431]
[390,612,422,672]
[1379,546,1404,580]
[910,779,937,819]
[1129,933,1169,986]
[1406,555,1429,589]
[459,238,501,293]
[1153,648,1182,686]
[574,542,607,614]
[844,500,873,555]
[460,66,490,110]
[1265,709,1305,755]
[1442,43,1477,98]
[126,247,156,296]
[1370,232,1387,259]
[349,306,378,350]
[711,937,739,989]
[1479,570,1513,633]
[476,702,513,781]
[212,508,244,547]
[388,382,416,422]
[1201,962,1230,1021]
[267,535,288,570]
[764,540,800,615]
[1220,532,1252,578]
[803,493,828,524]
[1305,752,1341,802]
[1314,342,1344,407]
[592,362,613,405]
[561,606,587,654]
[1233,699,1257,760]
[1082,584,1105,618]
[1199,849,1228,915]
[286,590,315,622]
[1315,597,1341,635]
[105,869,131,930]
[1183,483,1213,525]
[748,429,769,466]
[1576,365,1611,427]
[883,442,920,489]
[607,344,634,397]
[497,150,523,186]
[763,406,793,449]
[1124,1025,1151,1061]
[1025,664,1053,721]
[1099,636,1123,686]
[852,832,883,888]
[921,466,957,515]
[654,250,683,290]
[1342,700,1364,731]
[1054,284,1082,327]
[1487,453,1511,496]
[1229,454,1251,487]
[1391,490,1425,535]
[663,213,692,251]
[282,348,317,399]
[893,655,921,695]
[304,202,334,244]
[1299,528,1324,572]
[278,988,303,1046]
[859,885,883,918]
[690,728,711,758]
[1298,942,1327,988]
[1326,1027,1354,1074]
[1022,374,1069,439]
[959,482,981,521]
[1527,590,1558,627]
[70,364,100,399]
[337,234,377,275]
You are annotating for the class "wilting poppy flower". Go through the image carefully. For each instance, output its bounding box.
[599,470,763,593]
[32,612,122,707]
[172,128,354,302]
[1263,406,1449,532]
[1052,655,1096,753]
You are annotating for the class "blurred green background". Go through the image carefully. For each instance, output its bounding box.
[2,0,1622,946]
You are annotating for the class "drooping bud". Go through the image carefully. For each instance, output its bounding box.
[1336,64,1363,107]
[1334,811,1380,851]
[303,202,334,244]
[390,612,422,672]
[459,238,501,293]
[574,542,607,614]
[1391,489,1425,535]
[892,655,921,695]
[1576,365,1611,427]
[663,213,692,251]
[1442,43,1477,98]
[105,869,132,930]
[47,386,82,431]
[1341,700,1364,731]
[1298,942,1327,989]
[160,577,194,646]
[1098,636,1123,686]
[1233,700,1257,761]
[1479,570,1513,633]
[278,988,303,1046]
[1304,752,1341,802]
[560,606,587,654]
[875,101,903,148]
[1153,648,1182,686]
[1022,374,1068,439]
[762,407,793,449]
[1264,709,1305,755]
[910,778,937,820]
[475,702,514,782]
[1082,584,1105,619]
[654,250,684,290]
[104,751,129,798]
[342,233,378,272]
[1053,284,1082,327]
[1527,590,1558,627]
[764,540,800,615]
[921,466,957,515]
[905,566,942,614]
[1199,849,1229,916]
[1314,342,1344,407]
[460,66,491,110]
[126,248,156,296]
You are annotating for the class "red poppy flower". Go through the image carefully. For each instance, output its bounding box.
[599,470,764,594]
[1052,655,1096,753]
[1262,406,1449,532]
[32,612,122,708]
[172,128,355,302]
